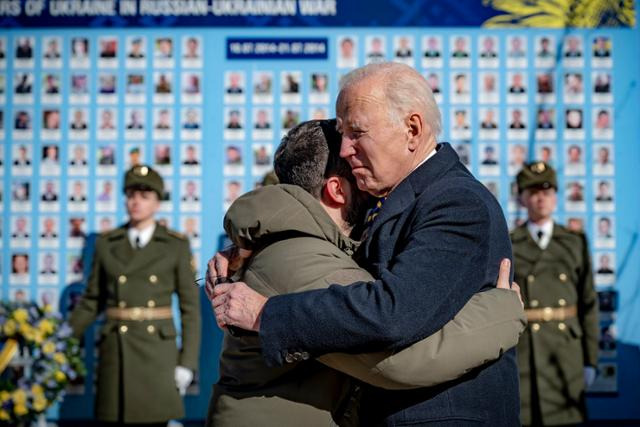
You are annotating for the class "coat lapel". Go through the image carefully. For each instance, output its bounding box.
[123,224,171,274]
[512,223,543,268]
[108,226,134,268]
[364,143,460,255]
[545,223,573,255]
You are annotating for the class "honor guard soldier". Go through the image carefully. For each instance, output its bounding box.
[69,165,201,426]
[512,162,599,426]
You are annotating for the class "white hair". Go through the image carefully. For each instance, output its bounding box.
[338,62,442,138]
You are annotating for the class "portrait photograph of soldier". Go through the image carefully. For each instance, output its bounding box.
[253,108,272,130]
[71,73,89,95]
[507,35,526,58]
[183,36,202,59]
[225,109,243,130]
[69,143,88,168]
[11,180,30,203]
[11,216,30,240]
[155,37,173,59]
[12,144,32,168]
[42,36,62,60]
[15,36,33,59]
[70,108,89,131]
[337,36,357,68]
[281,71,302,97]
[98,73,117,94]
[126,36,146,59]
[14,72,33,95]
[365,35,386,64]
[40,216,59,240]
[225,71,245,94]
[536,35,554,58]
[126,73,145,95]
[423,35,441,58]
[181,144,201,166]
[11,253,30,276]
[253,71,272,95]
[450,35,470,58]
[71,37,89,59]
[183,72,201,96]
[99,36,118,59]
[182,107,201,130]
[42,73,60,95]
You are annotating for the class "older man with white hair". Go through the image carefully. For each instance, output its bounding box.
[211,62,520,426]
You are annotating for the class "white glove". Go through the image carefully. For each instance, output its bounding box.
[584,366,597,388]
[174,366,193,396]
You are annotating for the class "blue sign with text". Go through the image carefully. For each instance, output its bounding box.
[226,37,328,59]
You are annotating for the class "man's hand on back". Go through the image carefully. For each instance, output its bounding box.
[204,246,252,300]
[212,282,267,331]
[496,258,523,308]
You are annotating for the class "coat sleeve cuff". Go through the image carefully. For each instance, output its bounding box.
[258,295,292,367]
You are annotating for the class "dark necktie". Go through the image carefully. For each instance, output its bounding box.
[135,236,142,249]
[365,196,387,228]
[536,230,544,243]
[361,196,388,241]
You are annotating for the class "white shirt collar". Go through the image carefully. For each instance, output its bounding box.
[128,222,156,249]
[412,148,438,173]
[387,148,438,197]
[527,219,554,249]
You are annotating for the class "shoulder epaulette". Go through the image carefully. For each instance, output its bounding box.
[555,224,587,243]
[566,227,584,236]
[167,229,188,240]
[103,227,126,240]
[510,225,528,241]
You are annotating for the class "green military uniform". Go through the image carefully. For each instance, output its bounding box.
[69,166,201,424]
[512,162,599,425]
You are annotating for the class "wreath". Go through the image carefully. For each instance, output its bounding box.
[0,302,85,426]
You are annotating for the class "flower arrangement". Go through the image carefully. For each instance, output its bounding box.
[0,302,85,426]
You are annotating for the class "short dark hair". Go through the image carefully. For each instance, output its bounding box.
[274,119,352,198]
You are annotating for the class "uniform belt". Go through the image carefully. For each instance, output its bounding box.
[525,305,577,322]
[105,306,173,321]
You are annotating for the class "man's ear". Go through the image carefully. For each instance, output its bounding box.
[405,112,424,152]
[322,176,348,206]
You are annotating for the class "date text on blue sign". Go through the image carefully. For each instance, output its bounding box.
[227,38,328,59]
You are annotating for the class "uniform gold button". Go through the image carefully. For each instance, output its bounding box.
[543,307,553,321]
[559,273,567,282]
[532,323,541,332]
[119,325,128,334]
[149,275,158,284]
[530,300,539,308]
[147,300,156,308]
[558,322,566,331]
[118,275,127,284]
[147,325,156,334]
[558,298,567,306]
[118,301,126,308]
[527,275,535,284]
